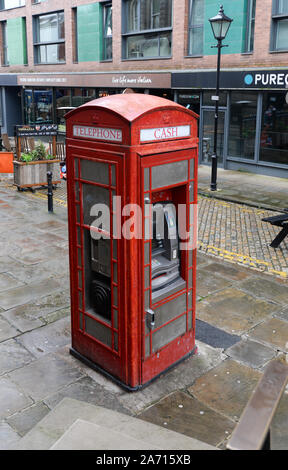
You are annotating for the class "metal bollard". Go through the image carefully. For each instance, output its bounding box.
[47,171,53,213]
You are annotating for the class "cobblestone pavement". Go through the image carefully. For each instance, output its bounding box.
[9,179,288,279]
[198,195,288,279]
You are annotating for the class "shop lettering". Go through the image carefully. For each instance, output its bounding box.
[140,125,190,142]
[73,125,122,142]
[246,72,288,86]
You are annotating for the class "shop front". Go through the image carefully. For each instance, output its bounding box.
[16,72,172,136]
[173,69,288,178]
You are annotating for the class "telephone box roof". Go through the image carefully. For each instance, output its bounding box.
[65,93,198,123]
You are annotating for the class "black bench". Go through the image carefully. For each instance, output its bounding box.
[262,210,288,248]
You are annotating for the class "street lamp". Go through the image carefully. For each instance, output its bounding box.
[209,5,233,191]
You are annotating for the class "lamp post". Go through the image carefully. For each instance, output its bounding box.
[209,5,233,191]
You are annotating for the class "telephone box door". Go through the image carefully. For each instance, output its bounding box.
[68,148,128,385]
[140,150,197,384]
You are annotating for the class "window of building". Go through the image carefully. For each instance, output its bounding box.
[259,92,288,165]
[1,21,8,65]
[0,0,25,10]
[33,11,65,64]
[103,3,112,60]
[271,0,288,51]
[228,91,258,160]
[187,0,204,56]
[122,0,172,59]
[243,0,256,52]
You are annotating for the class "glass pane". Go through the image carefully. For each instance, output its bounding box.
[56,88,71,132]
[126,0,171,32]
[202,110,225,164]
[127,32,171,58]
[24,89,33,124]
[188,26,203,55]
[278,0,288,14]
[259,92,288,166]
[228,91,257,160]
[34,89,53,123]
[38,13,59,43]
[71,88,96,107]
[276,19,288,50]
[190,0,204,26]
[103,37,112,60]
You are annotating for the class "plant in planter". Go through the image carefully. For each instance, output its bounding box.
[14,142,61,191]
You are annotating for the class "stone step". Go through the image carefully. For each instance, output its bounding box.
[12,397,216,451]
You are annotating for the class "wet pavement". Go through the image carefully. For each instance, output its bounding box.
[0,167,287,450]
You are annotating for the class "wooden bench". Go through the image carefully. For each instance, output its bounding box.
[227,359,288,450]
[262,211,288,248]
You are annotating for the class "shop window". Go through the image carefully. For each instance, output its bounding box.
[243,0,256,52]
[228,91,258,160]
[102,3,112,60]
[1,21,8,65]
[122,0,172,59]
[259,92,288,166]
[187,0,204,56]
[23,88,53,125]
[271,0,288,51]
[33,11,65,64]
[71,88,96,107]
[0,0,25,10]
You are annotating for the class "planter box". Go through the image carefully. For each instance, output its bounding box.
[0,152,14,173]
[13,159,61,189]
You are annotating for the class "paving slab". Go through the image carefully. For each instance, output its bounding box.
[0,315,20,342]
[239,277,288,305]
[8,353,84,402]
[196,287,276,335]
[225,338,276,369]
[51,419,162,450]
[196,268,233,298]
[43,375,129,414]
[138,390,235,448]
[0,278,62,310]
[0,421,20,450]
[247,318,288,352]
[118,341,224,414]
[17,316,71,358]
[189,359,262,421]
[6,402,50,437]
[0,272,24,291]
[0,376,33,419]
[0,290,70,333]
[0,339,35,375]
[198,261,252,281]
[13,397,215,451]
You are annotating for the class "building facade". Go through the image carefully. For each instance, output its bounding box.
[0,0,287,177]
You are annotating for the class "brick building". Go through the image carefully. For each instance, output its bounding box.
[0,0,287,177]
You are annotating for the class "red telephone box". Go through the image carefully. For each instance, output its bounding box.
[65,93,198,391]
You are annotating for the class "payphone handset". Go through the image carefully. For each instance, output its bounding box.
[151,202,184,298]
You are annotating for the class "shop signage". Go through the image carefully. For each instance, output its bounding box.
[244,71,288,87]
[17,73,171,89]
[172,69,288,90]
[73,125,122,142]
[140,125,190,142]
[15,124,58,136]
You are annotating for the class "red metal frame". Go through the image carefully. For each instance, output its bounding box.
[66,94,198,390]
